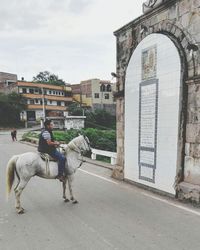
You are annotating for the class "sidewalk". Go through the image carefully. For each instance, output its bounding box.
[82,156,113,170]
[0,125,41,135]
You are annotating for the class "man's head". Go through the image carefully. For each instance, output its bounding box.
[44,119,53,130]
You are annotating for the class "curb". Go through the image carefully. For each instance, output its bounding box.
[82,157,113,170]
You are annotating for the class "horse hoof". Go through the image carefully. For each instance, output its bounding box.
[64,199,70,203]
[17,208,25,214]
[72,200,78,204]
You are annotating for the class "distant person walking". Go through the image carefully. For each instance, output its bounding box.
[11,129,17,141]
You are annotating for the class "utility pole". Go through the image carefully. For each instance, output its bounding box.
[41,87,46,120]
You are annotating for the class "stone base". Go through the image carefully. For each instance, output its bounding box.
[112,165,124,180]
[177,181,200,204]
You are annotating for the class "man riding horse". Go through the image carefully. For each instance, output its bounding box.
[38,119,65,182]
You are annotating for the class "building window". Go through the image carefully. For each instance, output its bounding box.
[49,90,52,94]
[35,99,39,104]
[49,100,52,105]
[30,100,34,104]
[107,84,111,92]
[29,88,34,94]
[94,93,99,98]
[57,101,61,106]
[100,84,106,92]
[22,88,27,93]
[104,93,109,99]
[65,92,72,97]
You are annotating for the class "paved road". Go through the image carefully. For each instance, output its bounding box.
[1,131,200,250]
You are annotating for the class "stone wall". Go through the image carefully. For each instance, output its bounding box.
[113,0,200,201]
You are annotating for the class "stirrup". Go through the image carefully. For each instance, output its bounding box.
[56,175,65,182]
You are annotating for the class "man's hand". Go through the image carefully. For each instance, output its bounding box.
[46,140,60,147]
[54,141,60,147]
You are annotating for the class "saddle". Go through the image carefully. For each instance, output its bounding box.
[39,153,57,162]
[39,152,57,177]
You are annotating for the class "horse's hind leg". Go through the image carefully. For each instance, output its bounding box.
[62,179,69,203]
[67,175,78,204]
[14,178,30,214]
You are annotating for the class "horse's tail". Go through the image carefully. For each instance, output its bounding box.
[6,155,19,199]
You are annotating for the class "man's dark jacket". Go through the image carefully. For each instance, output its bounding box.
[38,129,55,155]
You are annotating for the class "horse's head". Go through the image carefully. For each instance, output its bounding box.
[67,134,92,156]
[77,134,91,154]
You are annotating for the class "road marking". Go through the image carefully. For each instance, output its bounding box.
[141,192,200,216]
[79,168,200,217]
[79,169,119,185]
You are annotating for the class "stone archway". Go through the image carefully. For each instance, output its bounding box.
[113,1,200,202]
[113,20,199,184]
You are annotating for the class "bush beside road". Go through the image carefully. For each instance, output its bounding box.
[22,128,116,152]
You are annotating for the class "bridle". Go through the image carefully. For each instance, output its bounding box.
[67,135,91,154]
[60,135,91,168]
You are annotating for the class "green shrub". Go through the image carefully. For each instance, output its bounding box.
[22,128,116,152]
[96,155,110,163]
[81,128,116,152]
[22,131,39,140]
[53,129,79,143]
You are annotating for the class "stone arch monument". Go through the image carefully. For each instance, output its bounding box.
[113,0,200,202]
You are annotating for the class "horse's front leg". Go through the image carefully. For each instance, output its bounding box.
[67,175,78,204]
[62,179,69,203]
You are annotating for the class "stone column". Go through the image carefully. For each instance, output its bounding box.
[112,97,124,180]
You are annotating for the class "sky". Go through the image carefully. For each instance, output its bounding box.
[0,0,145,84]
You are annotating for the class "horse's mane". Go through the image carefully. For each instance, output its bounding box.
[65,135,83,152]
[69,135,82,145]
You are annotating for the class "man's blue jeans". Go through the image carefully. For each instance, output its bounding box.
[50,150,65,176]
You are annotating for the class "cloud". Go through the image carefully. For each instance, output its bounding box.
[0,0,45,31]
[0,0,144,83]
[68,0,92,14]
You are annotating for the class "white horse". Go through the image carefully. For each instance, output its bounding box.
[6,135,91,214]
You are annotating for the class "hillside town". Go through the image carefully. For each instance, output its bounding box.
[0,71,116,129]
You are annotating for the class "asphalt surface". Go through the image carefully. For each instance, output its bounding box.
[1,130,200,250]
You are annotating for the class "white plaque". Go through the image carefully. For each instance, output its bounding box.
[139,79,158,182]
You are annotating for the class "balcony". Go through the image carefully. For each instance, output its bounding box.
[27,104,67,111]
[22,93,72,102]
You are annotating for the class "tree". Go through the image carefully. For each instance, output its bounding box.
[68,103,116,129]
[68,103,83,116]
[0,92,26,127]
[84,109,116,129]
[33,71,65,86]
